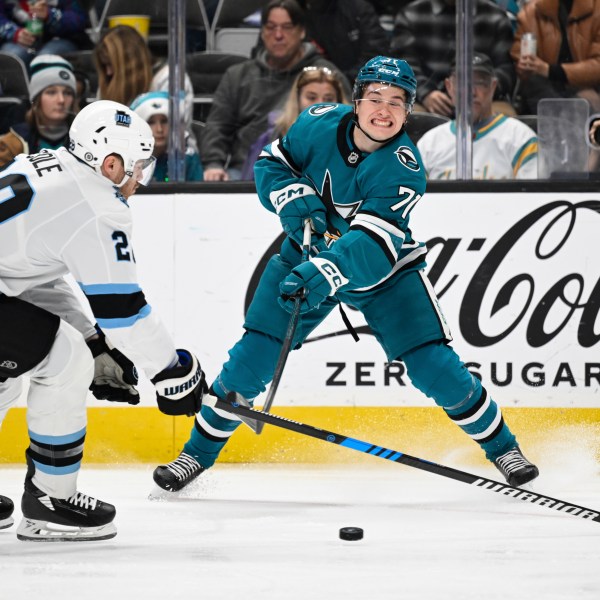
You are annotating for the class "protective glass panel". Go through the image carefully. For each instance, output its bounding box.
[537,98,590,179]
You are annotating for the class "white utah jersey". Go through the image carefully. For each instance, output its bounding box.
[417,114,538,180]
[0,147,176,378]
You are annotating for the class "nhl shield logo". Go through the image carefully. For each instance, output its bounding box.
[348,151,359,164]
[394,146,420,171]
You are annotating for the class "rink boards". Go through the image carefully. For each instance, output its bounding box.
[2,187,600,464]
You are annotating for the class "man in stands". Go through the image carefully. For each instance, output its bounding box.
[200,0,349,181]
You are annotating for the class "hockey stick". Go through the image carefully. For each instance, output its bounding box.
[217,394,600,524]
[255,219,313,435]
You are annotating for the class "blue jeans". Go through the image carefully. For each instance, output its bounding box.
[1,39,78,68]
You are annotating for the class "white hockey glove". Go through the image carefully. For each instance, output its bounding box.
[86,328,140,405]
[151,349,207,416]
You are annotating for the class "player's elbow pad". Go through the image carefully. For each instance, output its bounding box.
[151,349,207,416]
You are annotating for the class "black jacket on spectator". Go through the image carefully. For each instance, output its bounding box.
[300,0,390,81]
[390,0,516,104]
[200,42,348,173]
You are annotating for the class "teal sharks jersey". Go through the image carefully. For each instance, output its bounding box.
[254,103,428,293]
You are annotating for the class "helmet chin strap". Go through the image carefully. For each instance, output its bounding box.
[115,172,131,187]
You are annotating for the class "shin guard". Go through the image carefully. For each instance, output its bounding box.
[402,342,516,460]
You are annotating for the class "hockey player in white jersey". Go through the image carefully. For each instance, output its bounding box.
[0,100,207,541]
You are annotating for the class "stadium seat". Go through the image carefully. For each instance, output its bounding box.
[515,115,538,134]
[214,27,260,57]
[405,112,450,144]
[0,52,29,100]
[207,0,264,50]
[186,51,248,95]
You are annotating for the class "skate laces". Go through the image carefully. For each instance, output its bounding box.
[167,453,201,480]
[67,492,98,510]
[496,448,531,475]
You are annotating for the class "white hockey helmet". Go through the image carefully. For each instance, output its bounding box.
[68,100,156,186]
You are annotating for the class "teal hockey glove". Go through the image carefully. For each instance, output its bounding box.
[276,193,327,246]
[279,257,349,314]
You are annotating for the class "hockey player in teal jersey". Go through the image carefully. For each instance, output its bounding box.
[154,56,539,492]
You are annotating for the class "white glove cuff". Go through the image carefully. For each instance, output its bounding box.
[312,257,349,295]
[270,183,318,213]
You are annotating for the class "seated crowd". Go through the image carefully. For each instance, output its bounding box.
[1,0,599,180]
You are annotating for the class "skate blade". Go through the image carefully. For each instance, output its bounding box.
[518,480,536,492]
[16,518,117,542]
[0,516,14,530]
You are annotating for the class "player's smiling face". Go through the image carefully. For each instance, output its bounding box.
[354,83,409,149]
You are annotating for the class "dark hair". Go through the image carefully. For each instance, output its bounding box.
[261,0,306,27]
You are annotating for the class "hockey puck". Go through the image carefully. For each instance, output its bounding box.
[339,527,363,541]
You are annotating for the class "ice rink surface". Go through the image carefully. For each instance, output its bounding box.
[1,456,599,600]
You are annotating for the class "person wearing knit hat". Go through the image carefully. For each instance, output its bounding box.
[130,91,203,182]
[0,54,77,167]
[29,54,76,101]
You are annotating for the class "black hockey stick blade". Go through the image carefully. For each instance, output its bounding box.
[256,219,313,435]
[217,394,600,524]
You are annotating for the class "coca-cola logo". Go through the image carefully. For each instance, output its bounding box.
[246,199,600,350]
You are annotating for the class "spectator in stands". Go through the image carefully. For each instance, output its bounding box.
[417,52,537,179]
[200,0,350,181]
[0,54,77,166]
[241,65,350,179]
[150,61,196,141]
[298,0,390,81]
[94,25,153,107]
[511,0,600,115]
[0,0,89,67]
[390,0,516,116]
[130,91,203,183]
[94,25,196,139]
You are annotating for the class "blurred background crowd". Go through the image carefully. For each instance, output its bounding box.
[0,0,599,182]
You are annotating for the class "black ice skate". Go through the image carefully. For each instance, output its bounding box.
[153,452,205,491]
[494,446,539,487]
[17,478,117,542]
[0,495,14,530]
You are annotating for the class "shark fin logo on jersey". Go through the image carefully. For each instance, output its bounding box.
[308,104,337,116]
[394,146,420,171]
[115,111,131,127]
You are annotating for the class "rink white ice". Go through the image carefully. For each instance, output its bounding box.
[1,451,599,599]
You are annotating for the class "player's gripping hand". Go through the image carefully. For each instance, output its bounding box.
[151,349,208,416]
[277,194,327,246]
[279,257,349,314]
[86,328,140,405]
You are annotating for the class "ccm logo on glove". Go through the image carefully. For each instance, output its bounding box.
[313,257,348,292]
[270,184,311,211]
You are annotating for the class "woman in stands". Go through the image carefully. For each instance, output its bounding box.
[93,25,154,106]
[0,55,77,167]
[241,65,350,180]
